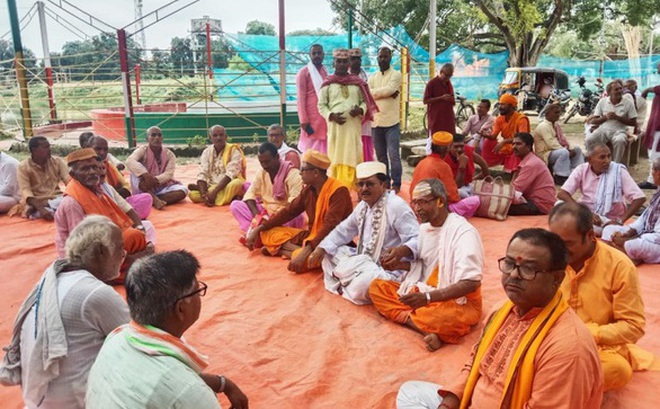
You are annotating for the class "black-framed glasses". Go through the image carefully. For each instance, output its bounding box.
[411,197,436,207]
[175,281,208,303]
[497,257,553,281]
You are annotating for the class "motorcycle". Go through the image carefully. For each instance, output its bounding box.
[563,77,604,124]
[538,87,572,120]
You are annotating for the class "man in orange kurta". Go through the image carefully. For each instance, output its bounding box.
[549,202,657,390]
[482,94,530,172]
[396,228,603,409]
[410,132,480,218]
[370,179,483,351]
[245,150,353,273]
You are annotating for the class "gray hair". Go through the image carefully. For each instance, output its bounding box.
[585,142,609,157]
[267,124,285,136]
[422,178,448,202]
[65,215,121,262]
[208,124,225,135]
[125,250,200,327]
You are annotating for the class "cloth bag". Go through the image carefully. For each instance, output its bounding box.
[472,176,514,221]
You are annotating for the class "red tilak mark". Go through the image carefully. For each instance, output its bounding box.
[516,256,523,263]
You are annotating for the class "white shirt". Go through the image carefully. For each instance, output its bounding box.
[20,270,129,409]
[0,152,20,200]
[594,96,637,134]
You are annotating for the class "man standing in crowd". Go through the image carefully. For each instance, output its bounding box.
[639,61,660,189]
[369,46,403,192]
[397,228,603,408]
[318,48,377,189]
[587,80,637,163]
[424,63,456,154]
[296,44,329,153]
[86,251,249,409]
[349,48,375,163]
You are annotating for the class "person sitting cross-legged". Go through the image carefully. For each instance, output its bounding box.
[245,150,353,273]
[444,133,489,198]
[0,151,20,214]
[189,125,246,206]
[369,179,482,352]
[230,142,304,233]
[308,161,420,305]
[126,126,188,209]
[602,157,660,265]
[0,215,130,408]
[396,228,603,409]
[85,251,249,409]
[557,142,646,235]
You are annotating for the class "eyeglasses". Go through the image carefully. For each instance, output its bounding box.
[175,281,207,303]
[497,257,554,281]
[411,198,436,206]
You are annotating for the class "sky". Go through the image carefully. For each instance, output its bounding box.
[0,0,337,58]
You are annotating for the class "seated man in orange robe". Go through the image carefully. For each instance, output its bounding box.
[482,94,530,172]
[369,179,483,351]
[55,149,154,280]
[245,150,353,273]
[410,131,480,218]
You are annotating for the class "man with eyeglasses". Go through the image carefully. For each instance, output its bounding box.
[549,202,650,391]
[396,228,603,409]
[126,125,188,210]
[307,161,419,305]
[245,150,352,273]
[369,179,482,351]
[86,250,249,409]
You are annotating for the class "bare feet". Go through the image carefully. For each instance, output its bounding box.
[423,334,443,352]
[153,198,167,210]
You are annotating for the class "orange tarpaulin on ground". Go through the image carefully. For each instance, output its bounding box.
[1,161,658,408]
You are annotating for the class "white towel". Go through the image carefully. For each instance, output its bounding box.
[594,162,624,217]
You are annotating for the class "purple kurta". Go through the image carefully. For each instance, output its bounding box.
[296,65,328,153]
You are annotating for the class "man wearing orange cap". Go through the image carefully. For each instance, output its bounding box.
[55,148,154,269]
[318,48,378,188]
[410,131,480,217]
[482,93,530,172]
[245,150,353,273]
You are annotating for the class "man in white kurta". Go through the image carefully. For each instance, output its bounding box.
[0,151,20,213]
[369,179,483,351]
[308,162,419,305]
[318,48,370,189]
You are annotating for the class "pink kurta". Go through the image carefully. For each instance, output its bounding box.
[296,65,328,153]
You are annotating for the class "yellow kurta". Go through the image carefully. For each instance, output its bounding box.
[561,241,655,390]
[317,82,366,188]
[243,167,303,215]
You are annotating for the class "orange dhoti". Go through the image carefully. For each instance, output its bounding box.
[369,279,482,344]
[123,227,147,254]
[260,227,322,272]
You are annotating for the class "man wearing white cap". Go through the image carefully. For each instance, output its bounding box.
[369,178,483,351]
[308,161,419,305]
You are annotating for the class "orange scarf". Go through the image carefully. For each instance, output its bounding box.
[498,112,530,155]
[303,177,345,246]
[460,291,568,409]
[104,160,126,190]
[65,179,132,230]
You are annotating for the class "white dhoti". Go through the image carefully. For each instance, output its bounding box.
[322,245,400,305]
[396,381,444,409]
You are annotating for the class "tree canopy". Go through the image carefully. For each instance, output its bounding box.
[245,20,277,36]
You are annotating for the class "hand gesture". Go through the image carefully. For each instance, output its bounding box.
[349,105,364,117]
[330,112,346,125]
[398,292,429,309]
[380,246,408,271]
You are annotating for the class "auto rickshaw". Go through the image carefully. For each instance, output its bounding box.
[496,67,570,114]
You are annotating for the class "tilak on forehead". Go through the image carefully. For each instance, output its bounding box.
[412,181,433,199]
